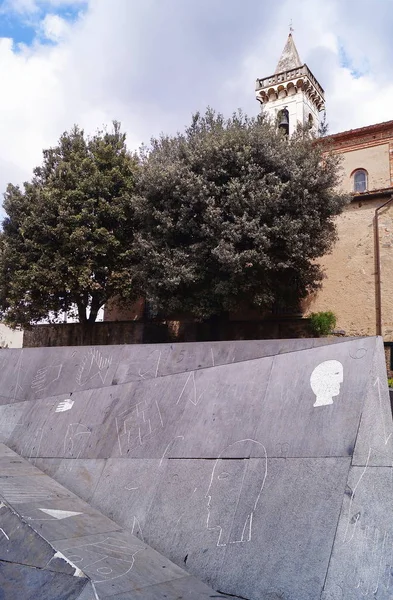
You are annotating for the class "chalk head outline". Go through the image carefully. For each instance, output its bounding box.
[310,360,343,407]
[205,439,267,547]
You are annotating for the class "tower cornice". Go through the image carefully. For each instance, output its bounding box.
[255,63,325,112]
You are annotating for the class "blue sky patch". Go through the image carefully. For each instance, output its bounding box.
[338,39,369,79]
[0,1,87,46]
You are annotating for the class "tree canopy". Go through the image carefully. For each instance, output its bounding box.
[0,121,137,326]
[0,109,349,328]
[131,109,349,319]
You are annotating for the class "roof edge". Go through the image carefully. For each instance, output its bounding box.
[327,120,393,141]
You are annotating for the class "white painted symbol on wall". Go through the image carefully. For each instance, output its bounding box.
[38,509,83,520]
[56,399,74,413]
[310,360,343,407]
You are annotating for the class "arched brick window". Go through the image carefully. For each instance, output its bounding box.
[353,169,368,193]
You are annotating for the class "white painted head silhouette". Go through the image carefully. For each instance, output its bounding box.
[310,360,343,407]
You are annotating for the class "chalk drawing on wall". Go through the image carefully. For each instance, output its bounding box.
[32,364,63,394]
[176,371,203,406]
[349,347,367,360]
[76,348,112,387]
[131,515,145,542]
[125,349,162,381]
[205,439,267,547]
[22,426,45,465]
[310,360,343,407]
[63,423,91,458]
[63,537,143,584]
[342,439,393,596]
[11,350,24,401]
[115,399,164,455]
[374,377,393,446]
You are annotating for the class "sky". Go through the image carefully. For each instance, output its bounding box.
[0,0,392,204]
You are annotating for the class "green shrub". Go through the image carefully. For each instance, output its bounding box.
[388,378,393,388]
[309,311,337,337]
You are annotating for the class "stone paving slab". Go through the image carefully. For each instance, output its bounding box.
[0,561,88,600]
[0,501,57,570]
[17,497,122,542]
[105,575,241,599]
[52,530,185,598]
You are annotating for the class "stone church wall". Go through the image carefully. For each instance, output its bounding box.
[340,143,390,192]
[306,198,393,341]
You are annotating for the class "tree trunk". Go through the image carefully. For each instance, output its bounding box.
[76,301,87,324]
[88,294,102,323]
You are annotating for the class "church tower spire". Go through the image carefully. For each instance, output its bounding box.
[275,33,302,74]
[255,32,325,135]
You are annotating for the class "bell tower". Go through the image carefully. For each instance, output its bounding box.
[255,33,325,135]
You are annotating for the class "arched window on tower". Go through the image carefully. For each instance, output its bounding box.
[353,169,368,193]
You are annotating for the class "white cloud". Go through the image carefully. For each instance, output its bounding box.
[2,0,38,13]
[40,13,69,41]
[0,0,393,217]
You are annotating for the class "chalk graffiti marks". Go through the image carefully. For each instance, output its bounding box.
[176,371,203,407]
[374,377,393,445]
[76,348,112,387]
[343,439,393,596]
[343,448,371,545]
[352,525,393,596]
[11,350,24,401]
[205,439,267,547]
[124,349,162,382]
[115,399,164,456]
[31,364,63,395]
[63,537,143,584]
[349,347,367,360]
[131,515,145,542]
[64,423,91,458]
[159,435,184,467]
[22,426,45,465]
